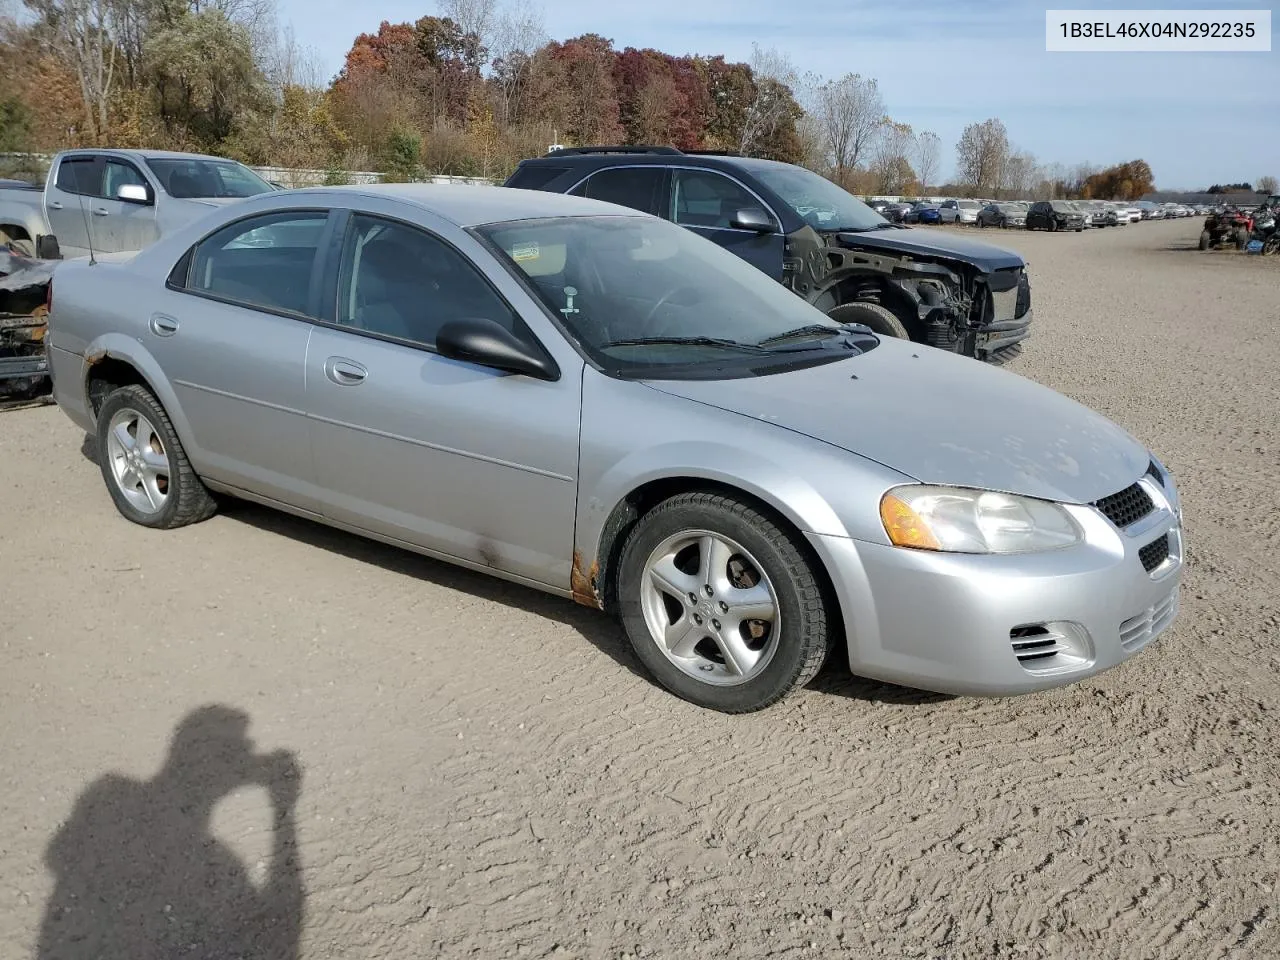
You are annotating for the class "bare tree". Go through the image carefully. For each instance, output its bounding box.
[1257,174,1278,194]
[739,44,806,157]
[438,0,496,50]
[811,73,883,178]
[955,117,1009,196]
[912,130,941,193]
[1000,149,1037,199]
[870,118,914,193]
[489,0,545,124]
[265,22,323,91]
[25,0,121,140]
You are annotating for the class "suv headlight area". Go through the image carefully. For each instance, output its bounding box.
[880,486,1082,554]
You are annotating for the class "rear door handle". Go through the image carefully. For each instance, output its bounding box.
[48,201,63,210]
[324,357,367,386]
[93,208,109,217]
[149,314,180,336]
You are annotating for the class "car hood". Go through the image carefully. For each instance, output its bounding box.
[833,227,1024,272]
[642,338,1148,504]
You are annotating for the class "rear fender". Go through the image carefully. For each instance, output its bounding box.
[82,332,196,449]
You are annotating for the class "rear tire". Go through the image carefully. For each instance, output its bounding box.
[95,385,217,529]
[1234,227,1250,250]
[617,492,833,713]
[1049,219,1058,232]
[827,301,911,340]
[1198,230,1211,251]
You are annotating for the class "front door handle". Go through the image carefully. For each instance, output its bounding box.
[48,201,63,210]
[93,207,109,217]
[324,357,367,386]
[149,314,179,336]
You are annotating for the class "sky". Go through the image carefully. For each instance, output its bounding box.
[276,0,1280,189]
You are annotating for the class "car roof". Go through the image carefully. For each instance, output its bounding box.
[270,183,642,228]
[61,148,252,162]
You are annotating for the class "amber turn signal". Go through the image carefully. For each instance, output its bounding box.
[880,493,941,550]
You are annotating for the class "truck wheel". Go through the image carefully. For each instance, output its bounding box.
[827,302,911,340]
[1198,230,1210,250]
[1,231,35,258]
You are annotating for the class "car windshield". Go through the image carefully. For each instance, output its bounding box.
[749,164,886,232]
[146,158,276,199]
[1050,201,1075,212]
[476,215,872,377]
[997,204,1020,213]
[958,200,980,209]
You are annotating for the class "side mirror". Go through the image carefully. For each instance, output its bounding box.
[436,318,560,381]
[116,183,151,204]
[729,207,775,233]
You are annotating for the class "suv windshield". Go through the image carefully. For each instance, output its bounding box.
[1050,200,1075,212]
[146,158,276,199]
[477,215,872,377]
[749,164,887,232]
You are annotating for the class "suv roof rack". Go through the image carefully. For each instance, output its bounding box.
[681,149,740,157]
[545,145,684,157]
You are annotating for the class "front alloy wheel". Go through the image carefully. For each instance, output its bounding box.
[618,492,833,712]
[640,530,781,686]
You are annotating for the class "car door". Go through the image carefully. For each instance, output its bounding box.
[669,168,785,280]
[99,158,159,253]
[44,155,101,258]
[303,209,582,588]
[149,209,332,511]
[939,199,956,222]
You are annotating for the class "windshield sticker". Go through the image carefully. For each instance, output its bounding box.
[511,242,539,262]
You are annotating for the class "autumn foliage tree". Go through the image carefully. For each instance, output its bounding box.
[1082,160,1154,201]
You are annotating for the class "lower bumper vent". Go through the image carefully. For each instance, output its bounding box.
[1010,622,1093,675]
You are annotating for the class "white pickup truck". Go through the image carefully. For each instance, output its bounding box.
[0,148,279,259]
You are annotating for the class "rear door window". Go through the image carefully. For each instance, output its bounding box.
[569,167,666,216]
[181,211,328,316]
[54,157,101,196]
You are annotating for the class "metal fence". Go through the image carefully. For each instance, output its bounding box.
[0,153,495,188]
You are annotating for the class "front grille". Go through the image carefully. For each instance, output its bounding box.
[1139,533,1171,573]
[1094,482,1155,529]
[1119,589,1179,651]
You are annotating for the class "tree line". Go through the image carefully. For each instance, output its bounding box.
[0,0,1173,200]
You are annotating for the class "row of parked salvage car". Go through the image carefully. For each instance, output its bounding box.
[868,197,1190,230]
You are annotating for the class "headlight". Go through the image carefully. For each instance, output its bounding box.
[880,485,1082,554]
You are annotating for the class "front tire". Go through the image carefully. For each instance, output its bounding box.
[1,231,35,258]
[827,301,911,340]
[95,385,217,529]
[1198,230,1211,250]
[618,492,833,713]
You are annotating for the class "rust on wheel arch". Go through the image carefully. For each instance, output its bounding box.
[570,550,603,609]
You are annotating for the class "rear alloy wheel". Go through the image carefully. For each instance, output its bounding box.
[618,492,833,713]
[827,301,911,340]
[96,384,217,529]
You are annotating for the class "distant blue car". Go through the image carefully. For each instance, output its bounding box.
[903,202,941,225]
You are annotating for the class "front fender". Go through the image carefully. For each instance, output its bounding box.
[573,371,912,607]
[82,332,196,450]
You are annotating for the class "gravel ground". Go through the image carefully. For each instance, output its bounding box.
[2,218,1278,960]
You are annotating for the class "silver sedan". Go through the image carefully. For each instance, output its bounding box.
[45,186,1183,712]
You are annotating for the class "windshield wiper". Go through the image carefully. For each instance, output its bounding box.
[602,336,770,353]
[757,322,873,347]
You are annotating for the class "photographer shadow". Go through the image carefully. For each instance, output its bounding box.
[37,705,303,960]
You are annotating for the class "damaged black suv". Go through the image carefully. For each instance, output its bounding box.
[504,147,1032,361]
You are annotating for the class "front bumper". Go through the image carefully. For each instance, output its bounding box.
[975,309,1032,356]
[808,473,1183,696]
